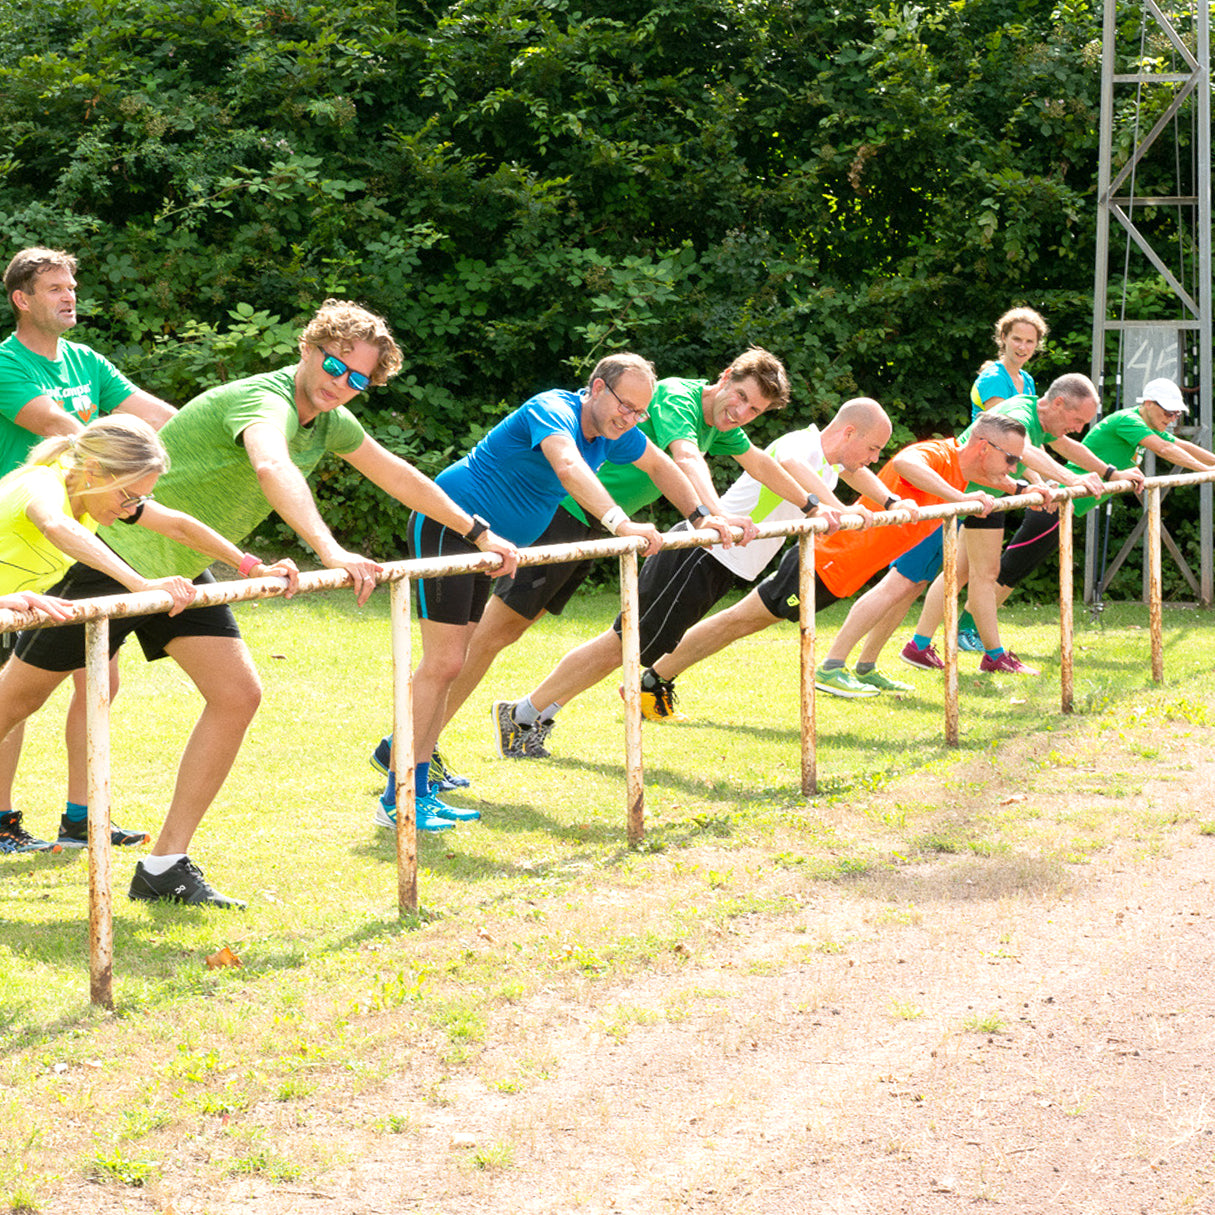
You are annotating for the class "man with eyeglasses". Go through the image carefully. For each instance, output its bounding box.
[987,376,1214,608]
[34,298,516,906]
[0,246,178,856]
[902,372,1145,675]
[485,350,852,759]
[374,352,749,829]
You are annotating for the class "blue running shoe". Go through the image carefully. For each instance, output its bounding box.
[374,791,456,832]
[957,628,984,653]
[370,734,393,776]
[420,789,479,822]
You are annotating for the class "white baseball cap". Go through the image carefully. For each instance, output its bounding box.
[1137,377,1186,413]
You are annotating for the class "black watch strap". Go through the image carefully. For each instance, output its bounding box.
[464,513,490,543]
[802,493,820,514]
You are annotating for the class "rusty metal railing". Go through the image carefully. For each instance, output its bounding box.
[2,468,1214,1007]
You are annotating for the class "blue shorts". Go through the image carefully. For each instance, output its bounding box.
[890,526,944,585]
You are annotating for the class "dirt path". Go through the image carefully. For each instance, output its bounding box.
[97,755,1215,1215]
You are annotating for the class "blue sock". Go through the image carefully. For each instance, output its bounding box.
[912,634,932,650]
[985,646,1005,660]
[414,762,430,798]
[383,770,396,805]
[65,800,87,823]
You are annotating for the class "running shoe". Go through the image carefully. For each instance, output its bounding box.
[430,749,471,790]
[978,650,1040,676]
[492,700,528,759]
[0,810,61,854]
[369,734,393,776]
[900,640,945,671]
[374,791,456,832]
[957,628,984,653]
[854,668,915,693]
[421,789,479,822]
[128,857,246,909]
[523,718,553,759]
[56,815,151,849]
[814,665,880,699]
[640,675,688,722]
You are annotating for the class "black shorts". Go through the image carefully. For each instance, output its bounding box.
[408,512,492,626]
[14,566,240,672]
[998,509,1061,588]
[754,544,841,622]
[609,537,749,666]
[964,507,1008,531]
[493,506,602,619]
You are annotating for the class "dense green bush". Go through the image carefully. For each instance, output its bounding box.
[0,0,1198,588]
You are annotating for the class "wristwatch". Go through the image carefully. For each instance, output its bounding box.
[464,514,490,543]
[686,504,712,527]
[882,494,898,511]
[802,493,820,514]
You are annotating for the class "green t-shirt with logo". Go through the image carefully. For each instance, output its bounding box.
[0,334,138,476]
[103,366,365,578]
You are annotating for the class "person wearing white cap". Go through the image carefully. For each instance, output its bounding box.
[990,377,1214,598]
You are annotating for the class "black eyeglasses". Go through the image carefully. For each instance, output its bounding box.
[321,349,371,393]
[603,380,649,423]
[985,438,1021,468]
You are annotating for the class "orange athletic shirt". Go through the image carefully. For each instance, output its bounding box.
[815,437,964,598]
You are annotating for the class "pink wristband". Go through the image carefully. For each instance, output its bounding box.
[238,553,260,577]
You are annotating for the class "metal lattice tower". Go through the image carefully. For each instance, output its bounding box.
[1087,0,1212,605]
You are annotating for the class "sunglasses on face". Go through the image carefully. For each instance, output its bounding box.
[985,438,1021,468]
[321,350,371,393]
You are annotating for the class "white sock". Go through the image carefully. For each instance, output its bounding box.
[538,702,562,724]
[513,696,541,727]
[140,853,186,876]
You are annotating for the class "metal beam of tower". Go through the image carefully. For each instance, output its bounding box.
[1088,0,1212,606]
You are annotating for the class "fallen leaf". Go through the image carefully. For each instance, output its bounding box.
[1000,794,1027,806]
[205,945,242,969]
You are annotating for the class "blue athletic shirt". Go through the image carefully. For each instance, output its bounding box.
[435,389,647,546]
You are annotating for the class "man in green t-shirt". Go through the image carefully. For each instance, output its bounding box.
[23,299,516,908]
[0,247,178,854]
[903,373,1145,676]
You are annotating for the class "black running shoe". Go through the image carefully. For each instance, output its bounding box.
[128,857,246,909]
[57,814,151,849]
[0,810,62,854]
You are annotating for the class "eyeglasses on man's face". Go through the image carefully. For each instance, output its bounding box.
[603,379,649,423]
[321,349,371,393]
[985,437,1021,468]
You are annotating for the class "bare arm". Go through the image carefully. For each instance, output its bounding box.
[632,441,735,547]
[1142,434,1215,471]
[114,389,177,430]
[1047,434,1143,490]
[11,395,83,440]
[24,497,199,614]
[539,432,663,555]
[341,434,516,575]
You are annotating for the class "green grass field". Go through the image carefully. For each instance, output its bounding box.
[2,583,1213,1208]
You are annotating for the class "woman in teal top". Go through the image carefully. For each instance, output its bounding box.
[969,307,1048,422]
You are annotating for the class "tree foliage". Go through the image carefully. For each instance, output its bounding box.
[0,0,1196,569]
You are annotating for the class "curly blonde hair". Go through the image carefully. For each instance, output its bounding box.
[298,299,403,386]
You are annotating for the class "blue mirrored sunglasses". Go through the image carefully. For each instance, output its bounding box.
[321,350,371,393]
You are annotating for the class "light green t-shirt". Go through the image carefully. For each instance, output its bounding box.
[0,457,99,594]
[103,366,365,579]
[0,334,138,477]
[561,376,753,521]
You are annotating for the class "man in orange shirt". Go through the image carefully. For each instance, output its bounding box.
[637,413,1030,704]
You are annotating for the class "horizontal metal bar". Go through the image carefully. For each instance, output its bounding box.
[4,469,1215,636]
